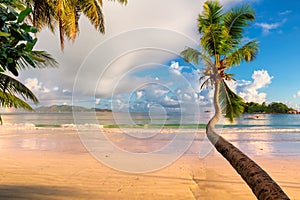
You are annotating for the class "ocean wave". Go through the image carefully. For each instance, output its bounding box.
[1,123,300,134]
[223,128,300,133]
[0,123,103,130]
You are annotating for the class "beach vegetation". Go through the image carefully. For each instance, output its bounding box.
[181,0,289,199]
[0,0,57,118]
[244,101,293,114]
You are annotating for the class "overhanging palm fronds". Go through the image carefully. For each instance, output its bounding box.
[110,0,127,4]
[0,73,38,104]
[79,0,105,33]
[25,0,56,31]
[0,91,33,110]
[60,0,80,42]
[21,0,128,50]
[17,50,58,70]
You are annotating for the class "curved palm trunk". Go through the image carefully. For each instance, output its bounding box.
[206,79,290,200]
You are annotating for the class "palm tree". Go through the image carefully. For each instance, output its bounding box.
[21,0,128,49]
[181,1,289,199]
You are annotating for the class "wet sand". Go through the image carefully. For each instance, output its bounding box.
[0,128,299,199]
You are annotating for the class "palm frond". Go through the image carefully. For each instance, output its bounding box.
[79,0,105,33]
[198,0,223,34]
[181,47,214,67]
[200,76,214,90]
[18,50,58,69]
[109,0,127,5]
[28,0,56,31]
[226,40,259,67]
[200,24,222,56]
[181,47,203,65]
[0,73,38,104]
[219,80,244,122]
[59,0,79,41]
[201,24,233,57]
[223,4,255,44]
[0,91,33,110]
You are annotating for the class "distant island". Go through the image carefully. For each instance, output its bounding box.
[35,105,112,113]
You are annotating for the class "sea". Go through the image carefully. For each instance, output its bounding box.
[1,111,300,129]
[1,112,300,157]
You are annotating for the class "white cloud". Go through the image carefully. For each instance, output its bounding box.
[184,93,192,100]
[24,77,74,107]
[255,19,286,35]
[154,89,169,96]
[251,70,273,88]
[53,87,59,91]
[236,70,273,103]
[25,78,50,94]
[163,96,179,107]
[170,61,184,75]
[95,98,101,104]
[136,91,143,100]
[279,10,292,15]
[292,91,300,99]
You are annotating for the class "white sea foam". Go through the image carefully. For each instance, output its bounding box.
[1,122,300,134]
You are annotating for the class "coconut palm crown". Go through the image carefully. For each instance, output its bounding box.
[182,0,259,122]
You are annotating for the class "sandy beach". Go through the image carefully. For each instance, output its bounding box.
[0,127,299,200]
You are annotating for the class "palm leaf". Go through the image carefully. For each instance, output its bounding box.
[109,0,127,5]
[79,0,105,33]
[200,76,214,89]
[0,90,33,110]
[198,1,233,58]
[223,4,255,44]
[181,47,203,65]
[27,0,56,31]
[198,0,223,34]
[17,50,58,70]
[0,73,38,104]
[181,47,214,67]
[61,4,80,41]
[201,23,233,57]
[225,40,259,67]
[181,47,216,90]
[219,80,244,122]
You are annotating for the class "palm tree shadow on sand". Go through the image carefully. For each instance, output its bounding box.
[0,184,83,200]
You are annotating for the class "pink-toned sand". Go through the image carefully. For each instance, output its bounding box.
[0,128,299,199]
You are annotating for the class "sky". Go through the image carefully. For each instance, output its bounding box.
[15,0,300,112]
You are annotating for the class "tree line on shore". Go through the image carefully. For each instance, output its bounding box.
[243,101,297,114]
